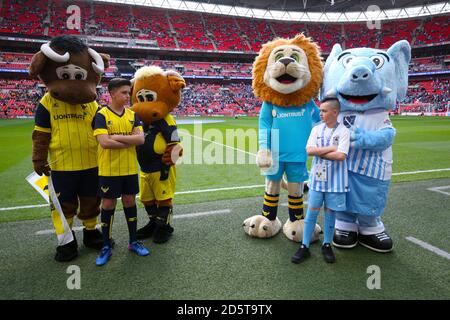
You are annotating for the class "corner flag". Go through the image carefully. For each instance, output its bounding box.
[26,172,73,246]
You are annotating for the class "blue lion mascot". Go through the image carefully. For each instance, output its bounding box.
[321,40,411,252]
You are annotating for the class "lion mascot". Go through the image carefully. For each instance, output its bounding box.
[29,35,110,261]
[243,34,323,242]
[130,66,185,244]
[321,40,411,252]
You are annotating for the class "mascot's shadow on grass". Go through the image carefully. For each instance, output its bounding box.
[243,34,323,243]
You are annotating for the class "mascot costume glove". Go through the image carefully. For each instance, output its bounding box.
[29,35,110,261]
[321,40,411,252]
[130,66,185,244]
[243,34,324,243]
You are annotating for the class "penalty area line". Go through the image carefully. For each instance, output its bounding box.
[405,236,450,260]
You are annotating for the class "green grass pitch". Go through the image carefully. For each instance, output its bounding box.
[0,116,449,299]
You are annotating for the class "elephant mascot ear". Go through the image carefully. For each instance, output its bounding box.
[320,43,342,101]
[387,40,411,101]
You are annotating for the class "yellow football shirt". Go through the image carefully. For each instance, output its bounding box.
[34,93,99,171]
[94,106,143,177]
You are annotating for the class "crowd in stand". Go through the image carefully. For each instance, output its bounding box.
[1,77,448,119]
[1,51,447,77]
[0,79,40,118]
[400,78,450,108]
[0,0,449,118]
[1,0,449,52]
[173,83,260,116]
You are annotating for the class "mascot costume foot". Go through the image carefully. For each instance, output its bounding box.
[321,40,411,252]
[243,34,323,243]
[29,35,110,261]
[130,66,185,244]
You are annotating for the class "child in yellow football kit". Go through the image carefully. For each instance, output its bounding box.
[93,78,149,266]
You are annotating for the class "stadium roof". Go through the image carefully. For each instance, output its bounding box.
[184,0,447,12]
[99,0,450,21]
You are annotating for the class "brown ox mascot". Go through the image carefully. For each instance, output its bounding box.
[130,66,185,244]
[29,35,110,261]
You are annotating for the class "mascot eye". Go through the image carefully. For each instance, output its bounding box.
[371,56,385,69]
[136,89,157,103]
[275,53,284,61]
[342,56,355,68]
[290,53,300,62]
[74,73,84,80]
[62,73,70,80]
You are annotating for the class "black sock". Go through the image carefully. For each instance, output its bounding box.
[124,205,138,243]
[145,204,158,222]
[262,192,279,220]
[100,208,115,247]
[288,195,304,222]
[157,206,172,225]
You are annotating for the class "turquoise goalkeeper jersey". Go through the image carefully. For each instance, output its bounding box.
[258,100,320,163]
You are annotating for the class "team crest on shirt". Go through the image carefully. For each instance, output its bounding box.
[272,109,277,118]
[343,115,356,128]
[129,120,134,125]
[107,120,113,126]
[101,186,109,193]
[81,105,87,109]
[333,135,339,145]
[383,118,392,126]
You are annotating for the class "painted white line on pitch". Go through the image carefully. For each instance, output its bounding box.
[0,204,48,211]
[392,168,450,176]
[4,167,450,212]
[186,133,257,157]
[427,185,450,196]
[35,210,232,235]
[36,226,84,236]
[405,236,450,260]
[173,209,231,219]
[176,184,265,195]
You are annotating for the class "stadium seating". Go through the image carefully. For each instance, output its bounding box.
[1,0,448,50]
[1,76,447,118]
[0,1,448,118]
[0,79,40,118]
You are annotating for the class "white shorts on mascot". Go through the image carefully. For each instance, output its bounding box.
[321,40,411,252]
[243,34,323,243]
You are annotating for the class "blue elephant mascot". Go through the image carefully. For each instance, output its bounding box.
[321,40,411,252]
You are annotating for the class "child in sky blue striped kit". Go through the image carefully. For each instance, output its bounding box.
[292,97,350,264]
